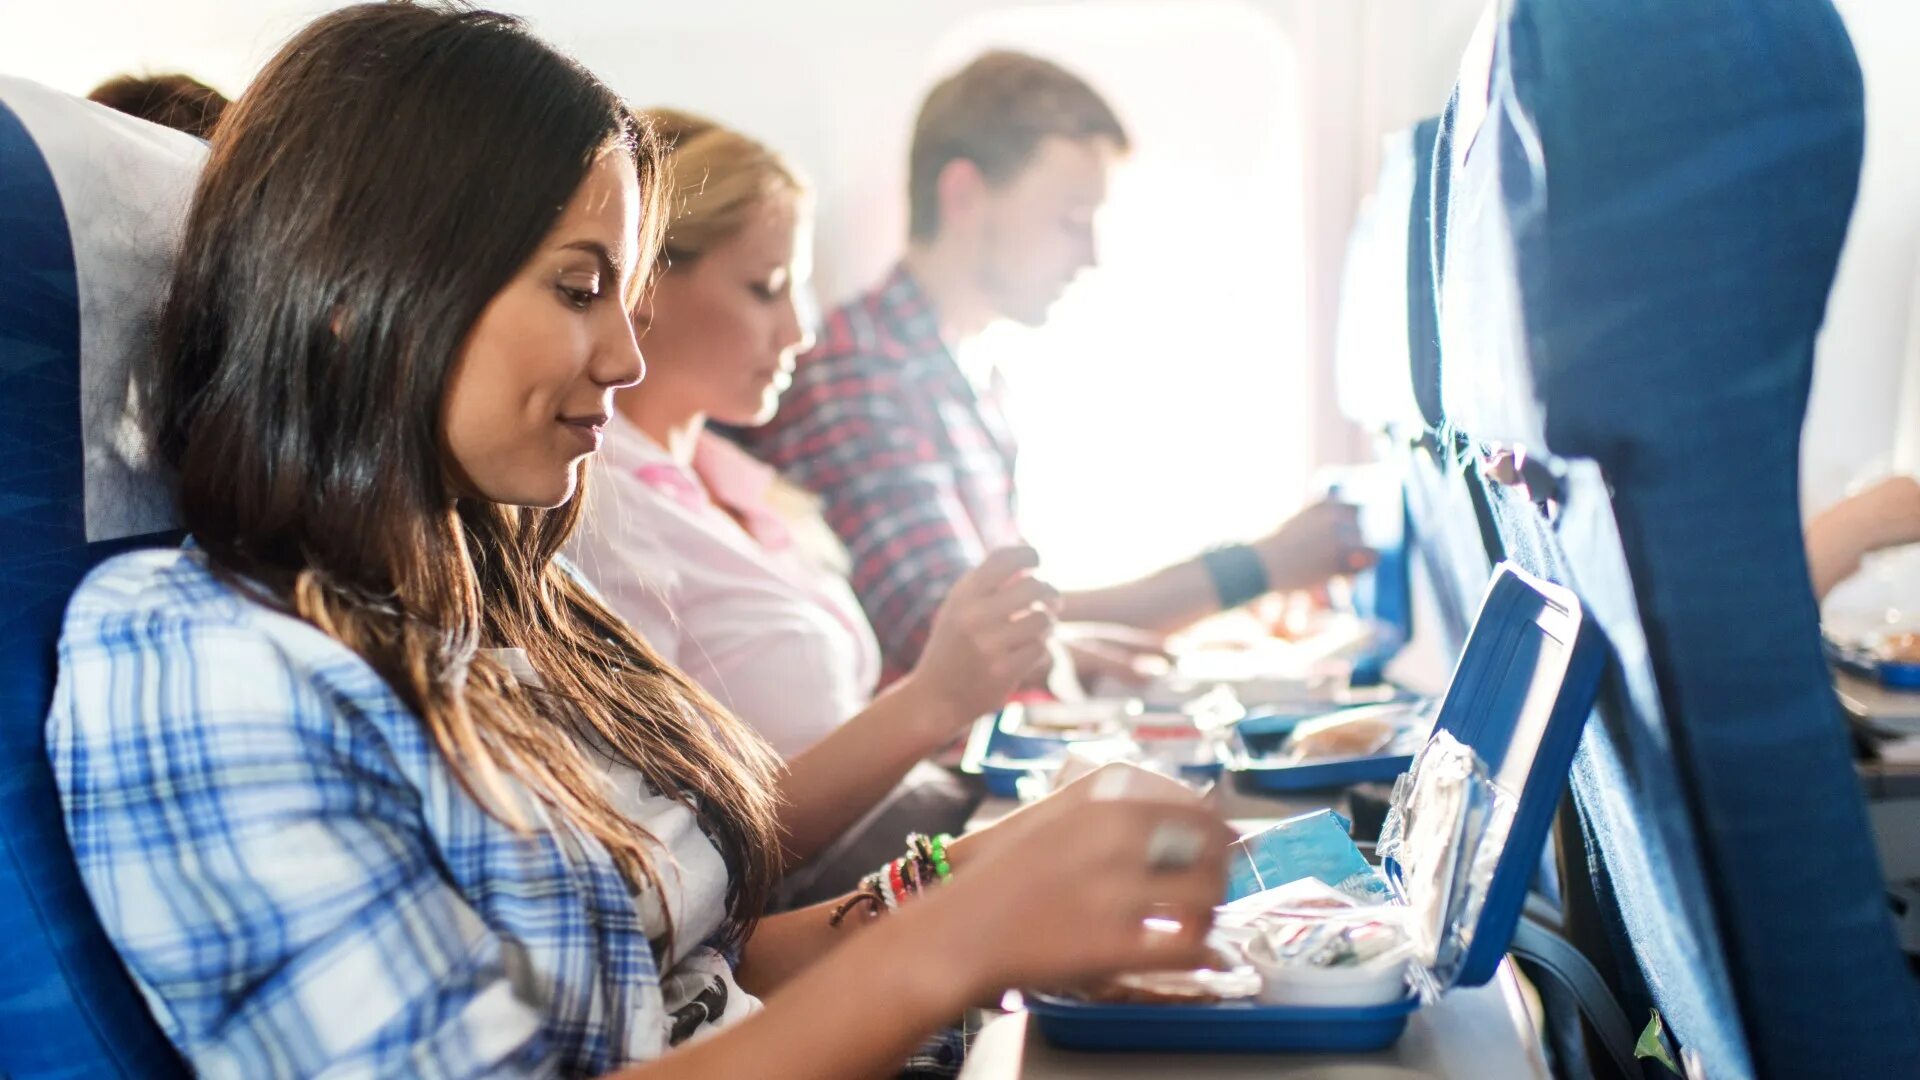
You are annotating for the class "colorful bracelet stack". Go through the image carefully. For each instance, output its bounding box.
[829,832,956,926]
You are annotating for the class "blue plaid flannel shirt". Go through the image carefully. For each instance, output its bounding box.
[47,547,742,1077]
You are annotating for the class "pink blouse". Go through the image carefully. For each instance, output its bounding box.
[568,412,883,757]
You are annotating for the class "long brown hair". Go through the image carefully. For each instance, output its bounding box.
[150,2,781,953]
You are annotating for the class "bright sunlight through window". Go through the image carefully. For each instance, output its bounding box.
[930,2,1309,590]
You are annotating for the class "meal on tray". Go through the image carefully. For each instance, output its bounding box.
[1059,878,1414,1009]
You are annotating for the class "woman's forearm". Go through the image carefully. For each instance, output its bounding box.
[735,896,875,995]
[615,901,974,1080]
[772,675,963,869]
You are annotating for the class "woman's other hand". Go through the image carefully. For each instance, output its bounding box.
[906,546,1061,732]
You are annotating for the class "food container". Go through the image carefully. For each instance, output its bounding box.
[1026,564,1607,1053]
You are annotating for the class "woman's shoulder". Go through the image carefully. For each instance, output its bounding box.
[61,546,387,704]
[73,546,286,634]
[67,546,246,625]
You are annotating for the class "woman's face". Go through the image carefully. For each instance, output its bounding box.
[442,150,646,508]
[636,194,813,428]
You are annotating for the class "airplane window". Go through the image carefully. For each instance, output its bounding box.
[926,2,1308,590]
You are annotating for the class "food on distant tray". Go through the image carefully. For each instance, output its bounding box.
[1882,632,1920,665]
[1285,709,1399,761]
[1015,699,1141,738]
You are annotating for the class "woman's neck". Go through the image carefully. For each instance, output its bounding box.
[615,390,706,467]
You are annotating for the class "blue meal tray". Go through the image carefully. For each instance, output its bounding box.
[1227,705,1419,793]
[1024,993,1420,1054]
[958,706,1224,798]
[1029,564,1608,1054]
[957,711,1066,798]
[1825,634,1920,690]
[1229,748,1416,793]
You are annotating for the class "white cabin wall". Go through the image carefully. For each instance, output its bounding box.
[1811,1,1920,514]
[1,0,1484,443]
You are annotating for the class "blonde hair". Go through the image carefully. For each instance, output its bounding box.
[640,108,808,266]
[632,108,848,571]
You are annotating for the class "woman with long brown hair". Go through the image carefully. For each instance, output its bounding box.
[47,4,1228,1077]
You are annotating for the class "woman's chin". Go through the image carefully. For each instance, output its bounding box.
[478,467,581,511]
[715,398,781,431]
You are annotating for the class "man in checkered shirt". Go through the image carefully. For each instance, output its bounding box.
[745,51,1368,686]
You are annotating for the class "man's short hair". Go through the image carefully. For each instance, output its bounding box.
[908,50,1128,241]
[87,73,229,138]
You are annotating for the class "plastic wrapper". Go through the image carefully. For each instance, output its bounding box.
[1376,727,1516,999]
[1218,884,1415,1008]
[1245,912,1411,972]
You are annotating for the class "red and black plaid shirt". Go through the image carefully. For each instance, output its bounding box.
[743,265,1021,682]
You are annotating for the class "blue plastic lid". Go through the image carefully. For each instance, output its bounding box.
[1383,562,1606,989]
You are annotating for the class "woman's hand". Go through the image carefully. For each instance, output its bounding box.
[1250,499,1375,593]
[942,761,1205,877]
[904,546,1061,733]
[915,784,1233,1001]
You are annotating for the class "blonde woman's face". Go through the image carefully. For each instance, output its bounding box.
[639,195,814,428]
[442,151,646,507]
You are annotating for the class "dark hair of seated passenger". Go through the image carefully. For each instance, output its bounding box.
[87,73,229,138]
[149,1,782,954]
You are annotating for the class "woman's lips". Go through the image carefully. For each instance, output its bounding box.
[558,413,609,451]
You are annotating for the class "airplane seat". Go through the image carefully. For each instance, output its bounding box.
[1398,113,1494,661]
[0,76,197,1077]
[1331,123,1436,688]
[1431,1,1920,1077]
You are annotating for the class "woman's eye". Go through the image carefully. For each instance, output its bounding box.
[559,283,599,310]
[750,280,785,301]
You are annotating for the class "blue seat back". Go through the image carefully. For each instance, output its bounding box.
[1333,120,1485,688]
[1398,116,1492,662]
[0,76,195,1077]
[1431,2,1920,1076]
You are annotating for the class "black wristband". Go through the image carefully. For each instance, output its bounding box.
[1201,543,1271,610]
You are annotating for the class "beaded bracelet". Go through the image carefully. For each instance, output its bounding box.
[905,832,955,885]
[887,859,909,906]
[829,870,890,927]
[929,833,954,882]
[829,834,958,927]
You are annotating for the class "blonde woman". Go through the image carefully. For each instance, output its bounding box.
[570,111,1045,899]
